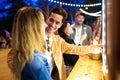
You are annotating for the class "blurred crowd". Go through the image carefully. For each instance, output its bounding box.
[0,29,12,48]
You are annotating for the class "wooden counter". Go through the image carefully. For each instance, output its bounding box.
[0,48,12,80]
[67,55,103,80]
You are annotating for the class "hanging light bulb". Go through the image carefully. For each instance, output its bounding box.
[85,7,88,10]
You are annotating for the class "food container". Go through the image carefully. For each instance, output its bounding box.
[91,52,101,60]
[89,48,102,60]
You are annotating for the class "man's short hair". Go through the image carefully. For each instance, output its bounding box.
[75,11,85,17]
[49,7,68,22]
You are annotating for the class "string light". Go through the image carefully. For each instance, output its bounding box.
[79,8,101,17]
[48,0,101,8]
[85,7,88,10]
[48,0,102,17]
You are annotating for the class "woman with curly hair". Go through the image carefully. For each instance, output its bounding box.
[7,6,52,80]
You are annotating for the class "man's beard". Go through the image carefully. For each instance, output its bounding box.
[76,22,82,25]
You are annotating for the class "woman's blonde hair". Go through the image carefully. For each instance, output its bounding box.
[11,6,45,80]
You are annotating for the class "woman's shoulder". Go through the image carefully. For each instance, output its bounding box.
[33,50,45,58]
[27,50,47,66]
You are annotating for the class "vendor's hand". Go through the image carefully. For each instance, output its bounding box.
[87,45,102,53]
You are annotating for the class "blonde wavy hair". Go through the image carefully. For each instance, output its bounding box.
[9,6,45,80]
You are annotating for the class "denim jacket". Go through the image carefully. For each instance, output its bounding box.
[21,50,52,80]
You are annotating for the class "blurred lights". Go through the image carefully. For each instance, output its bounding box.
[79,8,101,17]
[0,12,8,19]
[4,3,12,9]
[48,0,101,7]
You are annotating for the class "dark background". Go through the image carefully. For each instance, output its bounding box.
[0,0,101,35]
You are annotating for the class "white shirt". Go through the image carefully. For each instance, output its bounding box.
[45,36,54,74]
[74,26,82,45]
